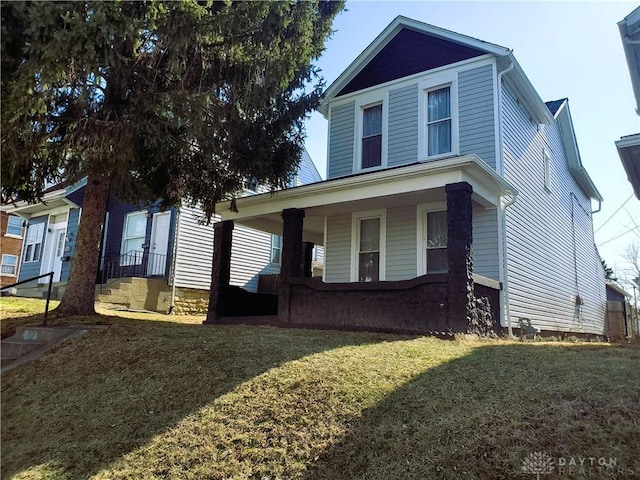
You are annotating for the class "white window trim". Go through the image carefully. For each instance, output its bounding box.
[353,92,389,173]
[416,202,447,276]
[120,211,148,266]
[543,148,551,191]
[270,234,282,265]
[417,74,459,161]
[350,209,386,282]
[1,254,18,276]
[5,216,24,238]
[23,222,45,263]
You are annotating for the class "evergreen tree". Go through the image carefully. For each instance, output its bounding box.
[1,1,344,315]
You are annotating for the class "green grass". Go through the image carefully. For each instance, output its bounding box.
[2,298,640,479]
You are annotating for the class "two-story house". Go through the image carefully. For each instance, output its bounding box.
[205,16,606,336]
[2,148,322,314]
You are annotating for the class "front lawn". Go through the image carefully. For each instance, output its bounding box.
[2,298,639,479]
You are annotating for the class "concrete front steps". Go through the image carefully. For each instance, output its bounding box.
[96,277,170,312]
[1,326,87,373]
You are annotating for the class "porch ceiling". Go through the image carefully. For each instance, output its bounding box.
[217,155,516,245]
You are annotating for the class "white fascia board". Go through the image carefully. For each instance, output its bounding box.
[216,155,516,221]
[0,177,86,216]
[616,133,640,149]
[555,102,603,202]
[319,16,510,116]
[501,55,555,125]
[618,7,640,115]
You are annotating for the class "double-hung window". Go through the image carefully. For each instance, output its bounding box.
[427,86,452,157]
[24,223,44,263]
[271,235,282,264]
[352,210,386,282]
[6,216,23,237]
[419,76,457,160]
[361,104,383,169]
[1,254,18,276]
[121,212,147,266]
[425,210,448,273]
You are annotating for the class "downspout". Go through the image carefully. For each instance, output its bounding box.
[497,57,516,338]
[501,192,518,339]
[168,207,181,315]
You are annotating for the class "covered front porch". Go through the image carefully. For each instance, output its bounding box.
[205,155,514,334]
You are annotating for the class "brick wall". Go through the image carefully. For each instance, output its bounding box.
[0,212,25,287]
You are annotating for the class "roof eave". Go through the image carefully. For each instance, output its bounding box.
[618,7,640,115]
[555,102,603,202]
[616,133,640,200]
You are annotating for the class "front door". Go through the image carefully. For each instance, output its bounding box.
[41,221,67,282]
[147,212,171,276]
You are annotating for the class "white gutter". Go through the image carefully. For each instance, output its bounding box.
[496,59,518,339]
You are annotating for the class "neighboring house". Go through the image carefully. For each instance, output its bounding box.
[0,212,26,287]
[206,16,606,336]
[1,148,322,313]
[617,7,640,200]
[605,281,636,340]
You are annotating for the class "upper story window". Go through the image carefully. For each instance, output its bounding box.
[243,177,259,194]
[418,75,458,161]
[362,104,383,168]
[354,93,388,172]
[24,223,44,263]
[6,216,23,237]
[427,86,452,156]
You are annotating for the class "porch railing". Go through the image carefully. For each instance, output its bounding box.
[100,251,167,285]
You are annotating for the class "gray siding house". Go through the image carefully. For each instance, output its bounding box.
[206,17,606,335]
[3,149,322,313]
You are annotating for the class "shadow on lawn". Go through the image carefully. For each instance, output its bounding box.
[304,342,640,480]
[0,317,405,479]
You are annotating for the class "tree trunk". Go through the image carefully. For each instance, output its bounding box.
[56,173,110,316]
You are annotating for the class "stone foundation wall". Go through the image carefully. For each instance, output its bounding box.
[165,288,210,315]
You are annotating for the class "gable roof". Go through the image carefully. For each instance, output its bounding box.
[550,99,602,202]
[545,98,567,116]
[319,16,554,125]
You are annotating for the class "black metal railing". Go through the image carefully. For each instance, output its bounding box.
[0,272,55,326]
[100,251,168,285]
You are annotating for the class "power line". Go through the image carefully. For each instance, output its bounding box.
[597,224,640,246]
[594,193,634,234]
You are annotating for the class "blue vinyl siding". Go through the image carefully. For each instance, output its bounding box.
[327,101,355,179]
[385,206,416,280]
[501,83,605,334]
[472,207,500,280]
[102,197,141,263]
[459,64,496,169]
[324,214,351,282]
[388,84,419,167]
[18,215,48,281]
[295,148,322,185]
[60,208,80,281]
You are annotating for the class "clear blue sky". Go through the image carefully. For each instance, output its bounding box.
[303,1,640,284]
